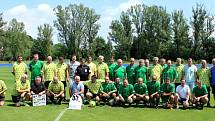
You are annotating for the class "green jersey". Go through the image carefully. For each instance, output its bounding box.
[108,63,117,81]
[114,82,122,94]
[146,81,160,95]
[48,81,64,94]
[114,65,126,82]
[193,85,208,97]
[126,64,136,85]
[118,84,134,100]
[160,83,175,103]
[134,83,148,95]
[161,67,178,83]
[175,64,184,83]
[160,83,175,93]
[29,60,44,82]
[135,66,148,84]
[100,82,116,93]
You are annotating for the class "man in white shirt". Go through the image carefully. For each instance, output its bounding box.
[183,58,197,90]
[69,55,80,83]
[175,79,190,109]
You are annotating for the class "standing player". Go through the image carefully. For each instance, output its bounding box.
[97,56,109,79]
[12,55,28,82]
[183,58,197,90]
[108,58,117,81]
[29,54,43,85]
[57,57,69,100]
[150,57,163,83]
[126,58,136,85]
[175,58,184,88]
[134,59,148,84]
[211,58,215,107]
[114,59,126,82]
[69,55,80,82]
[160,58,167,69]
[161,60,177,84]
[197,60,211,107]
[87,56,97,80]
[76,58,90,81]
[42,56,57,88]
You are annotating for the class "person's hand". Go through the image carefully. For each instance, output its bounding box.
[150,94,154,98]
[38,92,43,96]
[197,97,201,101]
[54,94,58,98]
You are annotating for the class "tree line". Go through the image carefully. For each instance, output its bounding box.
[0,3,214,62]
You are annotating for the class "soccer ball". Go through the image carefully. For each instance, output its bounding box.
[89,101,96,107]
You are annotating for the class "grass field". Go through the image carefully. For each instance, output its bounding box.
[0,66,215,121]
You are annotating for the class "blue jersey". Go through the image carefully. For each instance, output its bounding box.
[211,66,215,86]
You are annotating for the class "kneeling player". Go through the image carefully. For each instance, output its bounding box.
[0,80,7,106]
[84,75,104,103]
[11,74,31,107]
[192,80,208,109]
[115,79,134,106]
[47,77,64,105]
[147,76,160,108]
[98,77,117,105]
[161,78,175,109]
[175,79,190,109]
[133,78,149,105]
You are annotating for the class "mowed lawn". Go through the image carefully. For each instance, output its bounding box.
[0,66,215,121]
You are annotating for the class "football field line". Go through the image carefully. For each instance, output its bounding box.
[54,108,67,121]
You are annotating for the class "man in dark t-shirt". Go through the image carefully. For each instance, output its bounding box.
[76,58,90,81]
[30,76,46,96]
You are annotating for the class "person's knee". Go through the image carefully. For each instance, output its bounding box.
[96,96,100,101]
[145,96,149,101]
[112,93,116,97]
[132,95,137,100]
[127,97,133,103]
[86,92,92,97]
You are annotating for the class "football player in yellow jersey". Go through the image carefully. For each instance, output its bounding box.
[0,80,7,106]
[12,55,28,82]
[87,56,97,80]
[42,56,57,88]
[57,57,69,100]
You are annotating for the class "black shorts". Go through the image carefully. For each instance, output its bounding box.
[211,85,215,94]
[0,95,5,101]
[11,95,20,103]
[44,81,51,89]
[61,81,67,88]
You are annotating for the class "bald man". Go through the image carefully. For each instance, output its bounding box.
[114,59,126,82]
[42,56,57,88]
[47,76,64,104]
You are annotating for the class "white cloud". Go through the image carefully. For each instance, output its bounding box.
[3,4,58,43]
[98,0,142,39]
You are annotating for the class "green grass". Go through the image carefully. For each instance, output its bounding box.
[0,66,215,121]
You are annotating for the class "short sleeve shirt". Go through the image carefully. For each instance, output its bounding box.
[13,62,28,82]
[70,81,84,95]
[48,81,64,94]
[176,85,190,99]
[97,62,109,79]
[43,62,57,81]
[57,63,68,81]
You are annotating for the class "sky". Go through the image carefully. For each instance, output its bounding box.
[0,0,215,43]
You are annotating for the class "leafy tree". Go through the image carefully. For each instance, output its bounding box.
[54,4,100,58]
